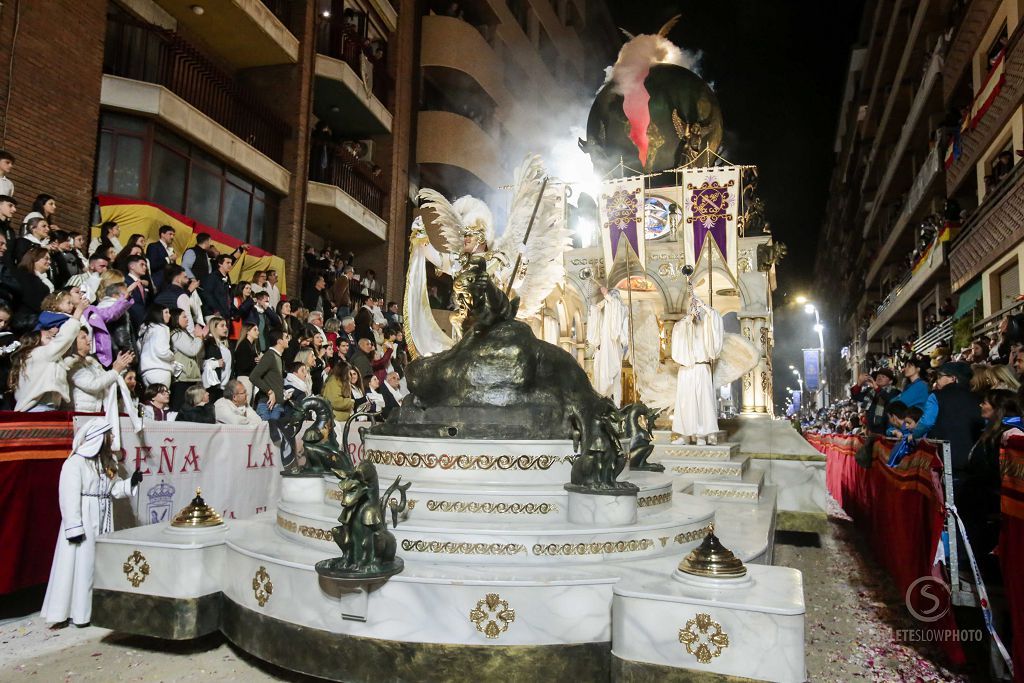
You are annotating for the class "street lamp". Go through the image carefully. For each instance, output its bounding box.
[801,302,829,408]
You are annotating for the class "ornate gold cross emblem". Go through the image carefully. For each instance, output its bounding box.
[678,612,730,663]
[252,566,273,607]
[122,550,150,588]
[469,593,516,639]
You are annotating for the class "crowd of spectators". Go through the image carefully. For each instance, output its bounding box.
[0,148,408,428]
[805,309,1024,581]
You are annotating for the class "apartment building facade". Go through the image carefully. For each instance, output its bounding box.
[815,0,1024,388]
[0,0,613,300]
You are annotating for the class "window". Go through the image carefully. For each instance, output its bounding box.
[94,113,279,250]
[995,261,1020,311]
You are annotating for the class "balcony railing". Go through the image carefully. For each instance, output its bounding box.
[309,144,385,217]
[912,317,953,354]
[316,18,392,107]
[103,14,289,163]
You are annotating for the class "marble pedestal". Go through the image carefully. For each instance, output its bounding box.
[612,564,805,682]
[566,490,638,526]
[92,432,786,682]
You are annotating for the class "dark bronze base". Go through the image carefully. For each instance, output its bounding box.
[91,590,222,640]
[611,655,762,682]
[221,599,611,683]
[629,462,666,473]
[564,482,640,496]
[314,557,405,582]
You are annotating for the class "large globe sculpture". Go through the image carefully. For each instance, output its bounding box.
[578,63,724,176]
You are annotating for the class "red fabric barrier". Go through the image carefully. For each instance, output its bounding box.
[0,415,74,594]
[808,433,965,666]
[1001,436,1024,681]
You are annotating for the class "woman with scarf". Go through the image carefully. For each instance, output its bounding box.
[67,327,135,413]
[11,305,86,411]
[168,307,206,411]
[40,418,143,628]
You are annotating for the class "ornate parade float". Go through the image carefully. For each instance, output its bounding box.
[90,20,808,682]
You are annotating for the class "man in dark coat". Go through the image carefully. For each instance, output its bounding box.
[146,225,176,290]
[199,254,234,318]
[861,368,901,435]
[929,361,984,492]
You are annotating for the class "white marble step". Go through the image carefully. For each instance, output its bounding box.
[275,494,715,565]
[348,470,675,523]
[650,442,739,462]
[652,429,728,445]
[686,468,764,503]
[654,453,749,481]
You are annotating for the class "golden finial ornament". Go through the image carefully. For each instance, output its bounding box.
[677,527,747,578]
[171,488,225,528]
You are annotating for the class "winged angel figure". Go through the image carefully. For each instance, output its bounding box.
[630,300,760,419]
[403,155,571,357]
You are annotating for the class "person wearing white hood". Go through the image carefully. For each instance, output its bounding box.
[40,419,143,628]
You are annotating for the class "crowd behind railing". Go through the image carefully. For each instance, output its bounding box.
[804,308,1024,604]
[0,147,410,430]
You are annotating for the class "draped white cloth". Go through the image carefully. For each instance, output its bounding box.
[588,290,629,406]
[403,237,456,357]
[670,297,724,437]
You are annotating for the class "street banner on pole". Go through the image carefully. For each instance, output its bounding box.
[803,348,820,391]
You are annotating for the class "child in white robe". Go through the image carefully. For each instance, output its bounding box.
[40,418,142,628]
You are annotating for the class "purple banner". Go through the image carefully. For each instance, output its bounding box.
[803,348,820,391]
[688,179,733,259]
[604,187,642,261]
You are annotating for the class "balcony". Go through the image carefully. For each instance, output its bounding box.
[150,0,298,67]
[417,110,501,190]
[104,15,289,164]
[420,15,511,111]
[865,145,944,285]
[314,20,392,136]
[860,39,944,239]
[866,239,948,340]
[949,160,1024,290]
[306,149,387,247]
[941,0,1002,105]
[945,22,1024,193]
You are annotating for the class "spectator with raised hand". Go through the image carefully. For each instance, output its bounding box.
[137,305,175,388]
[11,300,86,411]
[85,275,140,368]
[168,307,206,411]
[67,327,134,413]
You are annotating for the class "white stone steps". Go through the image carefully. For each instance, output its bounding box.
[650,442,739,462]
[652,429,728,445]
[686,468,764,503]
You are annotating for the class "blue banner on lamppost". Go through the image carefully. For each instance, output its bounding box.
[803,348,820,391]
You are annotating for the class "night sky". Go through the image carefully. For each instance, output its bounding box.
[608,0,865,292]
[608,0,866,406]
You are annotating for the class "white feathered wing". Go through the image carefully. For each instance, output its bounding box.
[492,155,572,318]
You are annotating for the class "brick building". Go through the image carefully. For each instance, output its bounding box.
[0,0,615,301]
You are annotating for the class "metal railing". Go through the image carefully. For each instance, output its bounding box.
[912,317,953,353]
[309,146,385,218]
[315,18,392,107]
[973,299,1024,339]
[103,14,289,163]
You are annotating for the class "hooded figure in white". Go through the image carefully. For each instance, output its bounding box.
[40,418,142,627]
[587,286,629,406]
[670,293,724,439]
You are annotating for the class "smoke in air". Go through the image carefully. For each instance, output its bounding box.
[605,29,703,167]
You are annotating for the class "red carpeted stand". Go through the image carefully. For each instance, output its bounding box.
[809,432,966,666]
[1001,436,1024,682]
[0,413,74,595]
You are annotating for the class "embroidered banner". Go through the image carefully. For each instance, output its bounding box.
[682,166,740,270]
[598,177,645,277]
[73,417,282,524]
